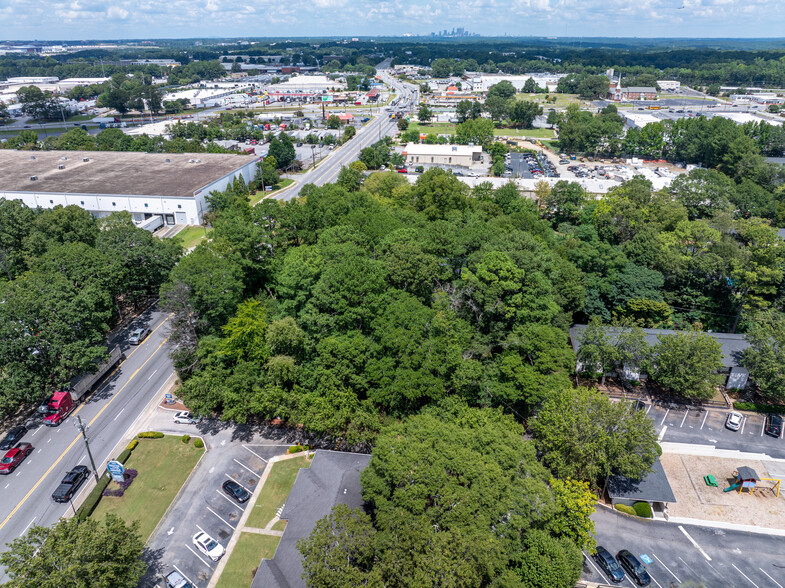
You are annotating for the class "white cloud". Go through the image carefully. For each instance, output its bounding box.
[106,5,129,19]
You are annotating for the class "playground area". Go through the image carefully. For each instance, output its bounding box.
[660,453,785,530]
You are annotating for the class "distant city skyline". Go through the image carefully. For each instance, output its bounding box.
[0,0,782,41]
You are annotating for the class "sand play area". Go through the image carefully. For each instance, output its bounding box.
[660,453,785,530]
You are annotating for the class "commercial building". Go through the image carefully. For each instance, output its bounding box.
[403,143,483,168]
[657,80,681,91]
[251,451,372,588]
[465,74,564,93]
[0,150,258,227]
[608,80,658,101]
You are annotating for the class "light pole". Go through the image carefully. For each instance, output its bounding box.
[75,415,100,483]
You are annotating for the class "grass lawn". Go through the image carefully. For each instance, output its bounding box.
[246,455,310,529]
[271,519,287,532]
[215,533,280,588]
[171,225,212,249]
[408,122,554,139]
[0,126,71,137]
[250,179,294,205]
[91,436,204,541]
[66,113,94,122]
[516,93,585,108]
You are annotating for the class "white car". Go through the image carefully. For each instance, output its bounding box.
[192,532,224,561]
[725,411,743,431]
[173,411,200,425]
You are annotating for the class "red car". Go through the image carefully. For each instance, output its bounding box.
[0,442,33,474]
[397,168,408,174]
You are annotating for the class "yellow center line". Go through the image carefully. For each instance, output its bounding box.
[0,314,173,534]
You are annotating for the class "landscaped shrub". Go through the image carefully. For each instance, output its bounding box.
[655,443,663,456]
[633,502,653,518]
[734,402,785,414]
[126,439,139,451]
[102,469,138,498]
[116,449,132,464]
[287,444,310,454]
[181,434,191,444]
[77,473,111,521]
[194,438,204,449]
[614,504,636,516]
[138,431,164,438]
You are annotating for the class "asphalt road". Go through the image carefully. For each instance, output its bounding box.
[277,72,418,200]
[585,506,785,587]
[0,307,175,580]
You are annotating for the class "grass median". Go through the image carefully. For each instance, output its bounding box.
[91,435,204,541]
[246,455,310,529]
[250,179,294,205]
[215,533,280,588]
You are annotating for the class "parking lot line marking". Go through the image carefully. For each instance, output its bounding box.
[652,553,681,583]
[680,411,689,427]
[225,473,253,494]
[677,556,698,576]
[658,425,667,441]
[173,565,199,588]
[3,484,8,489]
[645,404,652,414]
[759,568,783,588]
[761,420,766,436]
[740,416,746,435]
[732,563,759,588]
[678,525,712,561]
[242,445,268,462]
[185,543,212,568]
[207,506,236,530]
[583,552,605,580]
[216,489,245,511]
[700,411,709,430]
[233,458,259,477]
[660,409,669,427]
[647,572,664,588]
[196,524,206,534]
[20,516,36,535]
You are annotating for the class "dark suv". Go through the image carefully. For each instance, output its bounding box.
[616,550,651,586]
[765,414,783,438]
[0,426,27,451]
[52,465,91,503]
[594,545,625,583]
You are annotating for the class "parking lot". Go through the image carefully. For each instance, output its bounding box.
[142,418,290,588]
[645,403,785,459]
[506,151,559,179]
[585,507,785,588]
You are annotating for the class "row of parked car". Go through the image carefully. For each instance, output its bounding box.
[725,410,783,437]
[594,546,652,585]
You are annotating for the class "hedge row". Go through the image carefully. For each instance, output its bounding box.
[138,431,164,438]
[287,444,311,454]
[734,402,785,414]
[615,504,636,516]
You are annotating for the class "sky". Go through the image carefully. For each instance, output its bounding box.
[2,0,784,41]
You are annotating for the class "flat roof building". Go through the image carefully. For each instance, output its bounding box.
[403,143,483,168]
[0,150,258,227]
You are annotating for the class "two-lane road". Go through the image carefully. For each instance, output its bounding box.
[0,307,175,578]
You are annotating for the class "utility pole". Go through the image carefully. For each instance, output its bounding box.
[75,415,100,482]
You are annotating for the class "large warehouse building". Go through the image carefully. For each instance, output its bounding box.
[0,150,259,227]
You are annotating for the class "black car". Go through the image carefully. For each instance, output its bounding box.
[222,480,251,503]
[0,426,27,451]
[765,414,783,438]
[594,545,625,583]
[52,465,91,503]
[616,550,651,586]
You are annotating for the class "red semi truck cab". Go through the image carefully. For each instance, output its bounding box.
[43,391,74,426]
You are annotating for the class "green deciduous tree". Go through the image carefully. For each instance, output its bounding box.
[741,311,785,402]
[650,331,724,400]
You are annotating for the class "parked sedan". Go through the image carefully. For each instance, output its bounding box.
[128,327,151,345]
[616,550,651,586]
[193,531,225,561]
[725,411,743,432]
[0,426,27,451]
[594,545,625,583]
[222,479,251,503]
[0,442,33,474]
[765,414,783,438]
[173,411,200,425]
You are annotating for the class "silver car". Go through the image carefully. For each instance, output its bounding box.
[725,411,743,431]
[128,327,151,345]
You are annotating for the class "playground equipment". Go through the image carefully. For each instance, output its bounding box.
[722,466,782,497]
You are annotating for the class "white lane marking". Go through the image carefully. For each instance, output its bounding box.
[242,445,268,462]
[3,483,8,489]
[740,416,746,435]
[660,409,669,427]
[20,516,36,535]
[658,426,667,441]
[732,563,759,588]
[112,408,125,421]
[225,473,252,493]
[678,525,712,561]
[147,368,158,381]
[77,454,86,465]
[37,449,42,453]
[700,411,709,430]
[759,568,784,588]
[680,411,689,427]
[762,420,766,436]
[184,543,212,568]
[645,404,652,414]
[173,565,199,588]
[652,553,681,583]
[206,506,236,530]
[233,458,259,477]
[47,438,51,443]
[216,489,245,511]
